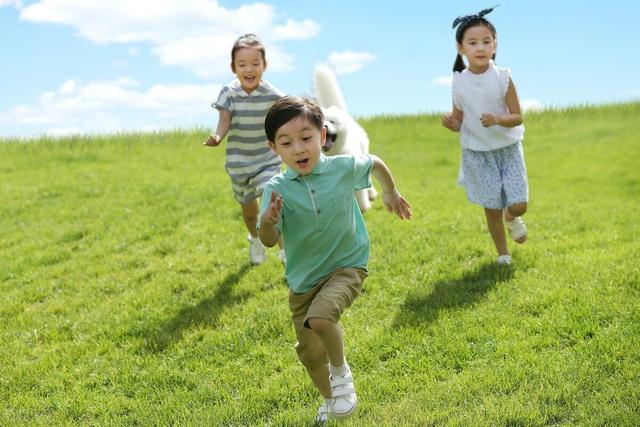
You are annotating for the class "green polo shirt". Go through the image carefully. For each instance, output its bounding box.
[259,153,373,293]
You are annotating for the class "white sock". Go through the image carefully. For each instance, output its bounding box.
[329,361,349,377]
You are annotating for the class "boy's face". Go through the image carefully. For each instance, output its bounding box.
[231,47,265,94]
[269,116,326,176]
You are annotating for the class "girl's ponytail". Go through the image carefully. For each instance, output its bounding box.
[453,54,466,73]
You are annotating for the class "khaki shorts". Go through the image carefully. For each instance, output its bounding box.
[288,267,368,369]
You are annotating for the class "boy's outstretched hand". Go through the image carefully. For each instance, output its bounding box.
[261,191,282,226]
[382,189,412,220]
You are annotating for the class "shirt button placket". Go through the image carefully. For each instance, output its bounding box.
[311,188,322,229]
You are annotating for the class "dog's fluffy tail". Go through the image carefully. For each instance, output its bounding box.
[313,64,348,112]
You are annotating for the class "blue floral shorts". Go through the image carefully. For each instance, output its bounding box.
[458,142,528,209]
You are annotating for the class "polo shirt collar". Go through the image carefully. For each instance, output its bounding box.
[284,153,330,180]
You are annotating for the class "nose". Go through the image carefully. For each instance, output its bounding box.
[293,140,306,154]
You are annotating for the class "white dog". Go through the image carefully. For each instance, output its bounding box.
[313,64,377,213]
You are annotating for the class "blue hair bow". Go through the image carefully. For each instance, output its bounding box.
[452,5,499,30]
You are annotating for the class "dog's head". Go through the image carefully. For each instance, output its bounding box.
[321,105,347,153]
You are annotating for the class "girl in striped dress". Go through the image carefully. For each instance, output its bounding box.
[204,34,285,265]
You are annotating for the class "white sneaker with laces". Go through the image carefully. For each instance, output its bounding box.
[330,367,357,418]
[248,235,265,265]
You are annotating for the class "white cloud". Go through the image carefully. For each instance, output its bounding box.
[432,75,453,87]
[19,0,320,77]
[0,78,220,137]
[0,0,22,8]
[272,19,320,41]
[521,98,544,112]
[327,51,376,75]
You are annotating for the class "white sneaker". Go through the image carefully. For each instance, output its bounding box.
[497,254,512,265]
[314,400,331,424]
[278,249,286,265]
[330,368,357,418]
[248,235,265,265]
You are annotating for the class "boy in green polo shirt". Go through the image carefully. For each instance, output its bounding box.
[258,96,411,422]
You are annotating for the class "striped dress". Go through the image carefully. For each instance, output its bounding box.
[213,78,284,203]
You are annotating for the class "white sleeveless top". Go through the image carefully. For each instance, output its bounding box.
[452,61,524,151]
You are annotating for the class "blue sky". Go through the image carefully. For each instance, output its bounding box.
[1,0,638,137]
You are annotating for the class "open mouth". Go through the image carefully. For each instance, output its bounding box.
[296,158,310,166]
[323,130,337,152]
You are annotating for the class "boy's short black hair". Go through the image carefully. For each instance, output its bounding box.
[265,96,324,143]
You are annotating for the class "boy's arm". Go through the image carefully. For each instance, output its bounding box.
[204,108,231,146]
[259,191,282,247]
[370,155,412,220]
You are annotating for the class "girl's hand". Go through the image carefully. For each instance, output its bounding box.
[480,113,498,127]
[261,191,282,226]
[203,134,221,147]
[442,113,461,132]
[382,188,412,220]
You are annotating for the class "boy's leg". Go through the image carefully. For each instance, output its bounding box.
[289,288,332,399]
[484,207,509,256]
[305,364,331,399]
[305,269,365,418]
[307,318,345,367]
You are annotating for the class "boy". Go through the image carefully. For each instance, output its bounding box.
[258,96,411,422]
[203,33,284,264]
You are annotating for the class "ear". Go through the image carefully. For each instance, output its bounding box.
[320,125,327,144]
[456,43,464,56]
[267,140,277,152]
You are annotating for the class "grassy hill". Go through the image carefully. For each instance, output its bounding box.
[1,103,639,425]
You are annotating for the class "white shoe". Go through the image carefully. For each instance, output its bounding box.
[278,249,286,265]
[507,216,527,243]
[330,368,357,418]
[314,400,331,424]
[248,235,265,265]
[497,254,512,265]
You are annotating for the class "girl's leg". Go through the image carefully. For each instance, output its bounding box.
[484,207,509,256]
[504,202,527,222]
[241,198,259,238]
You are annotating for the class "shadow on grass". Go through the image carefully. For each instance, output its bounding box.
[392,262,514,328]
[137,263,252,353]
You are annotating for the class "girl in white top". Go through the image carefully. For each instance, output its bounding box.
[442,6,529,265]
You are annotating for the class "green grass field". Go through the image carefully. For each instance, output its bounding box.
[1,103,639,426]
